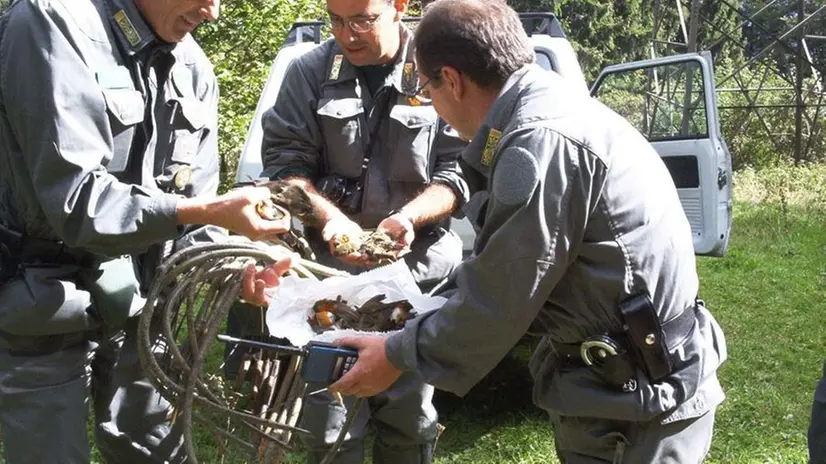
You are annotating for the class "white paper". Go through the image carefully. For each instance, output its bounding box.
[265,260,446,346]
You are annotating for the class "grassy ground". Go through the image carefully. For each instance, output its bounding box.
[2,167,823,463]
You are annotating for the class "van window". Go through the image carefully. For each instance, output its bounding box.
[535,51,553,71]
[593,61,709,141]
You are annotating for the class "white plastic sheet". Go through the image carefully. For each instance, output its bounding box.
[265,260,446,346]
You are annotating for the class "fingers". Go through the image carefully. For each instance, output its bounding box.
[322,224,335,242]
[334,336,362,349]
[256,216,291,236]
[271,256,293,277]
[328,369,358,396]
[254,278,267,306]
[241,257,293,307]
[242,263,256,302]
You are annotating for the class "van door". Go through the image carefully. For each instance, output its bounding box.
[591,51,732,256]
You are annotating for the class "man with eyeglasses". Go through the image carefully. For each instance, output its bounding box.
[326,0,729,462]
[258,0,468,462]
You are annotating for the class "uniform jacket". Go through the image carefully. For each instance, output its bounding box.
[260,27,469,283]
[386,65,727,424]
[0,0,223,335]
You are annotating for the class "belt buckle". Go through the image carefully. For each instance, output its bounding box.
[579,335,638,393]
[579,335,622,366]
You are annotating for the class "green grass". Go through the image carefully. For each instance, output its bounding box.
[696,203,824,464]
[3,167,825,463]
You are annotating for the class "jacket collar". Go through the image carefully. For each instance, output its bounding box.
[462,65,536,178]
[104,0,161,56]
[325,25,419,96]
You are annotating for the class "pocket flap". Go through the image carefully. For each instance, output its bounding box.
[173,97,208,131]
[317,98,364,119]
[102,88,144,126]
[389,104,437,129]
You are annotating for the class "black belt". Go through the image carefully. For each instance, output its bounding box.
[0,225,100,268]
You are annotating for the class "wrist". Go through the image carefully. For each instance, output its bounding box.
[389,208,416,228]
[176,196,210,225]
[320,207,348,227]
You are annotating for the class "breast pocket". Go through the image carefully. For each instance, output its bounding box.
[102,88,144,174]
[387,104,437,183]
[316,98,365,178]
[158,97,207,194]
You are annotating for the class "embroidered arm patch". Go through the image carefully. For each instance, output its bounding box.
[492,147,540,206]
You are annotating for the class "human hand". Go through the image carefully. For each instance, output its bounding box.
[179,186,291,240]
[240,256,293,307]
[329,336,402,398]
[376,212,415,256]
[322,214,368,266]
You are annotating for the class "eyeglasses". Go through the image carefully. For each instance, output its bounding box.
[328,6,394,34]
[408,68,443,104]
[411,76,435,102]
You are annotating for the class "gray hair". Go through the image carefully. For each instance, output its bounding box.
[414,0,534,89]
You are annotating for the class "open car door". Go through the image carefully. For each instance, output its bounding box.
[591,52,732,257]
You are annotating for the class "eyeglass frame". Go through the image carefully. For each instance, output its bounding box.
[409,69,442,102]
[327,5,396,34]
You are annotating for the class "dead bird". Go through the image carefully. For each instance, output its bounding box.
[332,229,406,263]
[307,294,417,333]
[265,180,314,222]
[236,179,315,223]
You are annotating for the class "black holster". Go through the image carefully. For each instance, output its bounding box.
[551,295,698,392]
[619,293,697,381]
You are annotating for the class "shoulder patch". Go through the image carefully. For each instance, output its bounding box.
[492,147,540,206]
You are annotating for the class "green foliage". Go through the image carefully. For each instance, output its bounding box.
[740,0,826,76]
[535,0,655,82]
[716,67,826,168]
[195,0,326,192]
[733,162,826,212]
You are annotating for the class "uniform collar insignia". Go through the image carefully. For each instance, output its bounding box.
[402,62,417,95]
[114,9,141,47]
[330,54,344,80]
[481,128,502,167]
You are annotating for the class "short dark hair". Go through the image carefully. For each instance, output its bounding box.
[414,0,533,89]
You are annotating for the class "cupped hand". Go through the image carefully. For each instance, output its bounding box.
[240,256,293,307]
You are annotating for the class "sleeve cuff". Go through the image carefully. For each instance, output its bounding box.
[150,194,182,239]
[385,330,414,372]
[265,166,315,181]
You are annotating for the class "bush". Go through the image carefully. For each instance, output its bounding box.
[733,163,826,212]
[195,0,326,192]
